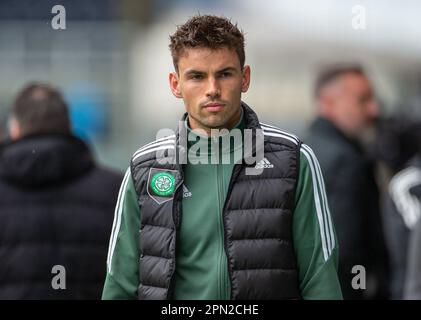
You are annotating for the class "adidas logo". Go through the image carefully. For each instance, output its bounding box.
[183,184,192,198]
[255,157,274,169]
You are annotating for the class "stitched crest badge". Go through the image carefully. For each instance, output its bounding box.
[147,169,178,204]
[150,172,175,196]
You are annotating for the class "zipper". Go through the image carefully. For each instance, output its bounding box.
[221,163,243,300]
[214,136,227,300]
[216,164,223,299]
[166,172,184,299]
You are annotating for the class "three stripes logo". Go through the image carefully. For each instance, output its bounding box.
[183,184,192,198]
[255,157,274,169]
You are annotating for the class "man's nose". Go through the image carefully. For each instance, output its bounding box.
[206,78,221,99]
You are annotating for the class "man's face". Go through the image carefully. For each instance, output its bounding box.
[169,47,250,134]
[324,73,379,137]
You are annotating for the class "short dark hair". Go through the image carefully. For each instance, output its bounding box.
[169,14,245,72]
[11,83,71,136]
[314,64,366,98]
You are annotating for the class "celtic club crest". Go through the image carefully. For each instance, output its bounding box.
[151,172,175,196]
[147,169,178,204]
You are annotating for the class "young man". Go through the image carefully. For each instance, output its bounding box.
[103,15,342,300]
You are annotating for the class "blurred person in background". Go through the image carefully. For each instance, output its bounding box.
[405,217,421,299]
[373,116,421,179]
[102,14,342,300]
[384,120,421,299]
[0,83,123,299]
[305,65,390,299]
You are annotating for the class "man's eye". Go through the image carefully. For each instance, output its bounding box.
[220,72,232,78]
[191,74,203,80]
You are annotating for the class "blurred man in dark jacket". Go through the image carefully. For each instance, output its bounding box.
[305,65,390,299]
[0,83,123,299]
[373,112,421,299]
[386,152,421,299]
[405,215,421,299]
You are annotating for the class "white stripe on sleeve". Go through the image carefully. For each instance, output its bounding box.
[302,144,335,251]
[300,145,334,261]
[389,167,421,229]
[106,167,131,273]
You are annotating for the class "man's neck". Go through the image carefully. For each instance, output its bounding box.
[184,109,245,161]
[188,109,243,137]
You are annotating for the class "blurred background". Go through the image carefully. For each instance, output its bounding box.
[0,0,420,170]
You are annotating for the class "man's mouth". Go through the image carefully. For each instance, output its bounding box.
[203,103,225,112]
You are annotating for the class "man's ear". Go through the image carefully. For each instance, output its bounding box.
[8,117,21,140]
[169,72,182,98]
[241,65,251,93]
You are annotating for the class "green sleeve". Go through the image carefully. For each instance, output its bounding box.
[293,144,343,300]
[102,168,140,300]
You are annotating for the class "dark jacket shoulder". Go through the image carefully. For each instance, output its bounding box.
[0,134,123,299]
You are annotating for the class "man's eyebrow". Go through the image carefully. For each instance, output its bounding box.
[184,69,206,76]
[217,67,237,73]
[184,67,238,76]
